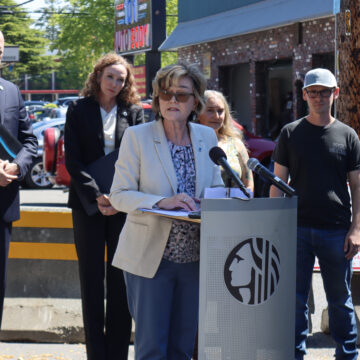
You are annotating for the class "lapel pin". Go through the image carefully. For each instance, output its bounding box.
[122,111,128,117]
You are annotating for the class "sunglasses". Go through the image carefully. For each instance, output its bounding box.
[159,89,195,103]
[305,88,335,99]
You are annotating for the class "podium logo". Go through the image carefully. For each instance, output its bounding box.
[224,237,280,305]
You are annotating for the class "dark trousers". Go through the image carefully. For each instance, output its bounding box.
[72,208,131,360]
[0,220,11,329]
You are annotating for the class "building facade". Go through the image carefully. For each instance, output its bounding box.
[160,0,336,138]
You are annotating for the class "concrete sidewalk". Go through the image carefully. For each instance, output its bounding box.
[0,274,353,360]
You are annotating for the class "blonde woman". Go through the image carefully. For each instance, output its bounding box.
[198,90,254,193]
[110,63,223,359]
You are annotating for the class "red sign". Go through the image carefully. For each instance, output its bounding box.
[133,65,146,98]
[114,0,152,55]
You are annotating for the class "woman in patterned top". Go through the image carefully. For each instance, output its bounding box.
[198,90,254,193]
[109,63,223,359]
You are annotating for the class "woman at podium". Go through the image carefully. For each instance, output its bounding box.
[198,90,253,193]
[65,53,143,360]
[110,63,223,359]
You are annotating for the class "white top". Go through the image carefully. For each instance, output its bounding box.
[100,105,117,155]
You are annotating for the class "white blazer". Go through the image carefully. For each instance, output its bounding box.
[109,119,223,278]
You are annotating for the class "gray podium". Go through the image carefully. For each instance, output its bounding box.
[199,197,297,360]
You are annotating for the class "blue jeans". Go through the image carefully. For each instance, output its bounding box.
[295,227,358,360]
[124,259,199,360]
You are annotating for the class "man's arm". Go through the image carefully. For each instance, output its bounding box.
[12,86,38,179]
[269,162,289,198]
[344,169,360,260]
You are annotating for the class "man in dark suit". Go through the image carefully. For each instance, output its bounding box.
[0,31,38,327]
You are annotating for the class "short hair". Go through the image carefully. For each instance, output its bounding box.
[81,52,140,105]
[203,90,243,141]
[152,63,207,118]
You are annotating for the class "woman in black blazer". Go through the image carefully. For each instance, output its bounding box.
[65,53,143,360]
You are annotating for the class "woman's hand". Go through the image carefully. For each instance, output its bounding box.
[96,194,118,216]
[156,193,199,212]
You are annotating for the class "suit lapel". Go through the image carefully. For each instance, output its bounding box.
[115,103,130,148]
[88,98,104,151]
[0,79,5,125]
[189,123,205,198]
[152,120,178,194]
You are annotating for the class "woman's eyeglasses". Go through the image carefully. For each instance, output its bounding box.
[305,88,335,99]
[159,89,195,103]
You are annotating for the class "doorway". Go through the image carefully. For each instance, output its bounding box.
[266,60,293,139]
[218,63,251,130]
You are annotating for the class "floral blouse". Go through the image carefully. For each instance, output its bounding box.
[219,137,242,187]
[162,141,200,263]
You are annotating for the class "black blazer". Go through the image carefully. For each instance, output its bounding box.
[0,78,38,223]
[65,96,144,211]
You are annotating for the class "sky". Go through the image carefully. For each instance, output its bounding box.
[16,0,61,21]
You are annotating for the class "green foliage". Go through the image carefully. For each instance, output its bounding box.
[49,0,115,89]
[161,0,178,67]
[0,0,57,87]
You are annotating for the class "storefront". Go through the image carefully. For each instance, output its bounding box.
[160,0,335,137]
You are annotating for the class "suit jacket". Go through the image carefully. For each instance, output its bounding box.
[65,96,144,211]
[109,120,223,278]
[0,78,38,222]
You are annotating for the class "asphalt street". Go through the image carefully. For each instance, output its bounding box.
[2,188,355,359]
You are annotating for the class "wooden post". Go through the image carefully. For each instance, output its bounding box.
[336,0,360,135]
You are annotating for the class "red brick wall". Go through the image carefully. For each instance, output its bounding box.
[178,16,335,134]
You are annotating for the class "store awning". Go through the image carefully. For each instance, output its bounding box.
[159,0,334,51]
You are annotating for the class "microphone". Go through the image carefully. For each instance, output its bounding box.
[247,158,296,197]
[209,146,250,198]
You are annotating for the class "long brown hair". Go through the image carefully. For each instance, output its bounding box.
[81,52,140,105]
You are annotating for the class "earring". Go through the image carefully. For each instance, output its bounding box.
[191,111,197,122]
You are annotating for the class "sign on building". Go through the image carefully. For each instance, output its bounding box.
[133,65,146,98]
[114,0,152,55]
[3,46,19,62]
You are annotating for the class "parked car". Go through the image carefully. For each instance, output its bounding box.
[24,100,49,110]
[52,96,79,107]
[48,107,68,119]
[22,118,66,189]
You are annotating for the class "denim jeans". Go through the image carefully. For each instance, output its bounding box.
[124,259,199,360]
[295,226,358,360]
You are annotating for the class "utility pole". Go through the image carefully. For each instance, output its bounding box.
[145,0,166,98]
[335,0,360,135]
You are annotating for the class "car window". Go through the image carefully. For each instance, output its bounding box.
[144,108,155,122]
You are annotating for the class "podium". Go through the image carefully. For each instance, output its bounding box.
[198,197,297,360]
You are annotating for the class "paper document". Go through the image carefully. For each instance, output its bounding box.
[138,208,190,217]
[204,187,253,199]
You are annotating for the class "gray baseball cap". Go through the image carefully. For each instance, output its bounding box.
[303,68,337,89]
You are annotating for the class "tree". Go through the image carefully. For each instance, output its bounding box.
[41,0,178,89]
[336,0,360,135]
[161,0,178,66]
[36,0,63,42]
[50,0,114,89]
[134,0,178,67]
[0,0,56,88]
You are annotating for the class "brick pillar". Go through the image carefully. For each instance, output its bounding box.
[254,62,267,136]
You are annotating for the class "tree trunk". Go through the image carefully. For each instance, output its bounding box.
[336,0,360,135]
